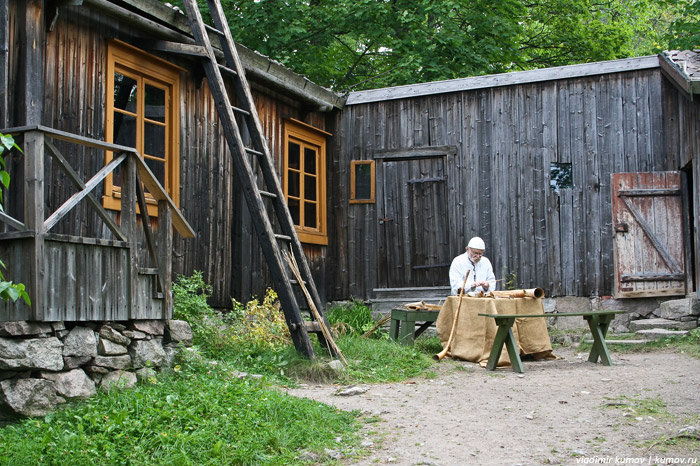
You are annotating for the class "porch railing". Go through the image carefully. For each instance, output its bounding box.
[0,125,194,321]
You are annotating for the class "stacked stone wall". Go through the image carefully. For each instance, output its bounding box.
[0,319,193,418]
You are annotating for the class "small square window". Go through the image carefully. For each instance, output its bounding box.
[550,162,573,191]
[350,160,375,204]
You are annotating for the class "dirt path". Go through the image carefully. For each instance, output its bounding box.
[286,348,700,465]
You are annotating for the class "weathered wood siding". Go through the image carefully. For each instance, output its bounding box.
[334,68,689,299]
[3,4,332,310]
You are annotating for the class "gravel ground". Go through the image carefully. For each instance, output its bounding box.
[285,347,700,466]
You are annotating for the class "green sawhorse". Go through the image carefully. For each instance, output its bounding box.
[478,310,628,373]
[390,308,440,345]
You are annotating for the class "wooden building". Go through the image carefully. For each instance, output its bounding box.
[1,0,698,321]
[332,55,699,302]
[0,0,343,320]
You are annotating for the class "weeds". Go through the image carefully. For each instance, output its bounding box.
[327,300,377,336]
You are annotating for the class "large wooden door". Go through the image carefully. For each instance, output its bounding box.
[376,157,450,288]
[611,172,686,298]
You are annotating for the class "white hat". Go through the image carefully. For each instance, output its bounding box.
[467,236,485,250]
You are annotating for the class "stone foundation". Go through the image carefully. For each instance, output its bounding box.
[0,319,193,418]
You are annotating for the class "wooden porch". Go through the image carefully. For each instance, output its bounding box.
[0,125,194,322]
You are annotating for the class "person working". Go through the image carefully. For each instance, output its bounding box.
[449,236,496,295]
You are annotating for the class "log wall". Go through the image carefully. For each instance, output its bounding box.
[4,3,333,311]
[333,68,694,299]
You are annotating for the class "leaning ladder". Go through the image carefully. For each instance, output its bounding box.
[181,0,333,358]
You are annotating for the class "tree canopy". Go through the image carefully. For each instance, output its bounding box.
[185,0,695,92]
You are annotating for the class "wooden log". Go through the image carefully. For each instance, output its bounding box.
[491,288,545,299]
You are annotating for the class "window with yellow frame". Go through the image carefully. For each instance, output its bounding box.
[349,160,375,204]
[103,40,182,215]
[283,119,330,245]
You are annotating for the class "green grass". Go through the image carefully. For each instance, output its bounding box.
[0,358,362,466]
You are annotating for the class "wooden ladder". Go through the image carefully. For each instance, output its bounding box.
[180,0,333,359]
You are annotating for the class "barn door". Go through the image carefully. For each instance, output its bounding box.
[376,157,450,288]
[611,172,686,298]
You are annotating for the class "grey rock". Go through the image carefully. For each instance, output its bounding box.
[98,338,128,356]
[63,327,97,358]
[63,355,93,369]
[109,323,127,332]
[0,337,64,371]
[40,369,96,399]
[135,367,157,383]
[123,329,147,340]
[326,360,346,372]
[162,344,179,368]
[165,320,193,346]
[334,385,369,396]
[101,370,137,391]
[84,365,109,375]
[0,378,58,417]
[92,355,132,370]
[656,298,693,320]
[636,328,689,339]
[99,326,131,346]
[0,321,52,337]
[51,322,66,332]
[131,320,164,336]
[629,318,697,332]
[128,339,166,368]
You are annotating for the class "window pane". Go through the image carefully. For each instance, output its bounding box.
[288,198,300,225]
[304,174,316,201]
[114,73,137,113]
[304,147,316,175]
[354,163,372,199]
[304,202,316,228]
[113,112,136,148]
[145,157,165,186]
[550,162,573,191]
[287,170,300,197]
[144,122,165,158]
[145,84,166,123]
[288,141,300,170]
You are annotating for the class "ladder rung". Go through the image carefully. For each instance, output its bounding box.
[245,147,263,157]
[290,279,307,286]
[259,190,277,199]
[304,321,322,333]
[218,63,238,77]
[204,23,225,37]
[138,267,159,276]
[232,105,250,116]
[274,234,291,242]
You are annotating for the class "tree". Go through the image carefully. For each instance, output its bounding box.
[184,0,685,91]
[667,0,700,49]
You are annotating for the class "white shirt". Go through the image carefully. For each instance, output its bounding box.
[449,252,496,295]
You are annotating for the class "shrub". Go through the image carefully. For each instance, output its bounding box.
[230,289,291,351]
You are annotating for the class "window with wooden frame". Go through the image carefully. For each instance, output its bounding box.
[283,119,330,245]
[103,40,181,215]
[350,160,375,204]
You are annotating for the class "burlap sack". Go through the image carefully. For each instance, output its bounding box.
[436,296,554,367]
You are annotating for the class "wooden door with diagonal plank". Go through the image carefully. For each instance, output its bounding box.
[611,172,685,298]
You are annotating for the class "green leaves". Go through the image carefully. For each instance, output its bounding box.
[184,0,684,92]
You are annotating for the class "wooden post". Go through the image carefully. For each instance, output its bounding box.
[23,130,44,320]
[0,0,9,128]
[157,199,172,319]
[121,154,137,319]
[18,0,44,126]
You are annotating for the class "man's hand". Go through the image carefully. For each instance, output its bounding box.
[473,281,489,290]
